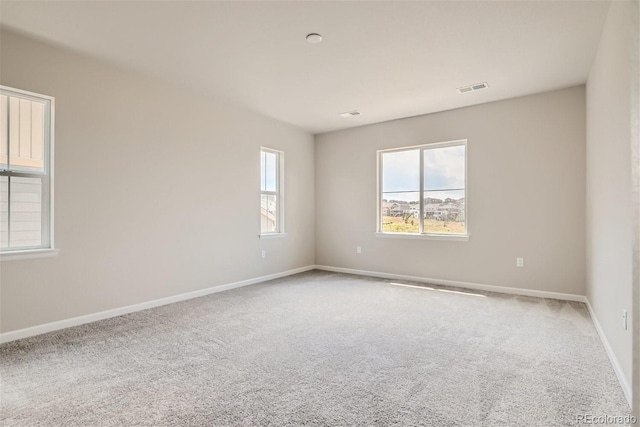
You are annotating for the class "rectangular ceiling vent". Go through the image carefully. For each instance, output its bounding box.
[457,82,489,94]
[339,110,361,118]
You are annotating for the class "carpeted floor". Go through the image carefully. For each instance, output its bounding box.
[0,271,631,426]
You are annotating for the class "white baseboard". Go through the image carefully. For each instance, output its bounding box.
[315,265,587,302]
[584,299,633,406]
[0,265,316,344]
[2,263,632,408]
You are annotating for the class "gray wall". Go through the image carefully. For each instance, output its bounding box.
[315,86,586,295]
[633,0,640,415]
[586,0,636,397]
[0,29,315,333]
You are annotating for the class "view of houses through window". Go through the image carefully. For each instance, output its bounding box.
[380,141,466,235]
[0,87,52,250]
[260,148,282,234]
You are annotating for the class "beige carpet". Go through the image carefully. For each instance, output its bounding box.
[0,271,631,426]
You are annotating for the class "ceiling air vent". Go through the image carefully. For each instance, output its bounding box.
[339,110,361,118]
[457,82,489,94]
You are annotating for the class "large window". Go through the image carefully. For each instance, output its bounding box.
[0,86,54,254]
[378,140,467,238]
[260,147,284,235]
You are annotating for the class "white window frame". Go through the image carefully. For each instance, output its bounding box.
[259,147,286,238]
[0,86,58,261]
[376,139,469,241]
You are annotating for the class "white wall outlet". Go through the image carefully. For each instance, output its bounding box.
[623,309,628,330]
[356,246,362,254]
[516,257,524,267]
[261,250,266,259]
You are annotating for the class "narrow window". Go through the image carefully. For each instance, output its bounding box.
[379,140,467,236]
[0,86,54,253]
[260,148,284,234]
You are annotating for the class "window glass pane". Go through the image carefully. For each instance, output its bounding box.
[268,194,278,232]
[423,190,465,234]
[9,176,42,248]
[382,149,419,192]
[423,145,465,191]
[8,97,45,173]
[0,176,7,248]
[265,152,277,192]
[381,191,419,233]
[260,151,266,191]
[8,97,19,169]
[261,194,269,233]
[19,99,32,164]
[0,95,7,170]
[31,102,45,167]
[261,193,277,233]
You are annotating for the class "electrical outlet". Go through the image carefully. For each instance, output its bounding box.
[261,250,266,259]
[356,246,362,254]
[516,257,524,267]
[623,310,628,330]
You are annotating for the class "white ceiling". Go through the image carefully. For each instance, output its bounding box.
[0,1,611,134]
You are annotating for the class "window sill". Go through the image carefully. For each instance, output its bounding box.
[375,232,469,242]
[258,233,288,239]
[0,248,60,261]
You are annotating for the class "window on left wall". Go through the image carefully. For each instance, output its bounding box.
[0,86,55,259]
[260,147,285,237]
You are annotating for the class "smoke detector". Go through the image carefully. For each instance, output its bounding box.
[339,110,361,118]
[457,82,489,94]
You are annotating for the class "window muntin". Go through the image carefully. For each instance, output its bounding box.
[379,140,466,236]
[260,148,283,234]
[0,86,54,252]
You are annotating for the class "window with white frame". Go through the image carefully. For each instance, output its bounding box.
[260,148,283,235]
[0,86,54,253]
[378,140,467,236]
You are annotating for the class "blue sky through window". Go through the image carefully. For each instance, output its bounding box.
[382,145,465,202]
[261,150,277,192]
